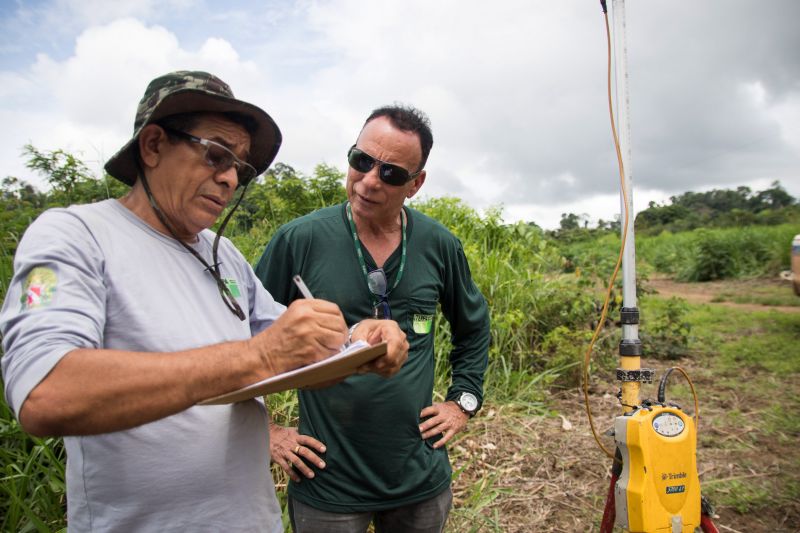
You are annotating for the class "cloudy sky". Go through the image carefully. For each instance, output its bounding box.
[1,0,798,229]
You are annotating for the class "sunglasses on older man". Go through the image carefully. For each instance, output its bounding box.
[347,145,422,186]
[162,126,258,187]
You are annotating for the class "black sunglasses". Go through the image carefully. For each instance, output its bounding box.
[347,145,422,186]
[162,126,258,187]
[367,268,391,319]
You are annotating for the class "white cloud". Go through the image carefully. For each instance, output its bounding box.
[1,0,798,230]
[0,17,276,190]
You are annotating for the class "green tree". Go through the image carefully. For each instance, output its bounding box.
[750,180,795,210]
[23,144,127,205]
[559,212,581,231]
[635,181,798,234]
[229,162,347,235]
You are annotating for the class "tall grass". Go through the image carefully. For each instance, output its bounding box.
[413,198,608,395]
[0,386,67,532]
[564,223,799,282]
[637,224,798,281]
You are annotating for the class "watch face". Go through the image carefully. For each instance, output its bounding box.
[459,392,478,412]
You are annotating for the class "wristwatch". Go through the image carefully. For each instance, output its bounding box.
[454,392,479,418]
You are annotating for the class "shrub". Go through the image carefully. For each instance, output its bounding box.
[640,297,692,360]
[636,224,799,281]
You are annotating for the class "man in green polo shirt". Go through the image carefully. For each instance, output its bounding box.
[254,105,490,532]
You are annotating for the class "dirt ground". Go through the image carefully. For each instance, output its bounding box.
[648,277,800,314]
[448,278,800,532]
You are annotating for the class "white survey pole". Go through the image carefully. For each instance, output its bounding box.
[611,0,647,411]
[612,0,638,341]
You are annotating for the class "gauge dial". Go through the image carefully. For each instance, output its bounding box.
[652,412,685,437]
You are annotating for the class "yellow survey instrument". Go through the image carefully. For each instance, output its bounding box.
[614,404,701,532]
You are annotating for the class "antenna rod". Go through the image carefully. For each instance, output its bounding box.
[612,0,645,411]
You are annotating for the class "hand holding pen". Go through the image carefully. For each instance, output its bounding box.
[291,274,408,377]
[294,275,353,349]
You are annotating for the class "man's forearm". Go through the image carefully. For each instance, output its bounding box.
[18,299,350,437]
[19,339,262,437]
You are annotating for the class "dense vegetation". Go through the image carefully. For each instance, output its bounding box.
[555,180,798,283]
[634,181,799,234]
[1,147,798,530]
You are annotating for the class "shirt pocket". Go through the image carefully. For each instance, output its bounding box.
[404,296,438,339]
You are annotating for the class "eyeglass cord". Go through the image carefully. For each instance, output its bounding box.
[138,164,249,321]
[345,202,407,307]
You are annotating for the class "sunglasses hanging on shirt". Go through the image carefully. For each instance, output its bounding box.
[367,268,392,319]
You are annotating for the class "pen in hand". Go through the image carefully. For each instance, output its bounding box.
[293,274,351,350]
[293,275,314,299]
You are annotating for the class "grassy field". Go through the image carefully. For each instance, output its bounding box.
[711,280,800,307]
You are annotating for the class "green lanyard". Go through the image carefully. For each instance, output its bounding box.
[345,202,407,305]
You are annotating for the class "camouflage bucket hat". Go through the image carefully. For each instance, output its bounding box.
[104,70,282,186]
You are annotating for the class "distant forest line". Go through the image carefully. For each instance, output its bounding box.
[555,179,798,236]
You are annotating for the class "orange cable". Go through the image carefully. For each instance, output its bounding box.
[667,367,700,430]
[582,9,630,460]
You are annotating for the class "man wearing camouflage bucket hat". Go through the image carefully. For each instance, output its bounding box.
[0,70,408,531]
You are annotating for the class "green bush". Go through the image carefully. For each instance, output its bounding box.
[640,297,692,360]
[534,326,592,387]
[680,229,741,281]
[636,224,799,281]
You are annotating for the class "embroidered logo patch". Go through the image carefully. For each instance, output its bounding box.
[20,266,58,311]
[413,314,434,334]
[223,278,241,298]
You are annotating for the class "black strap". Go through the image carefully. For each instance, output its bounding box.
[137,164,248,320]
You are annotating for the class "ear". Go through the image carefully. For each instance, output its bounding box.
[406,170,426,199]
[138,124,167,169]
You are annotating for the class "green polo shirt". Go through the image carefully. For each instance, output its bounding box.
[254,203,490,512]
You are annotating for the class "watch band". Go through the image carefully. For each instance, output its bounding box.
[347,322,362,345]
